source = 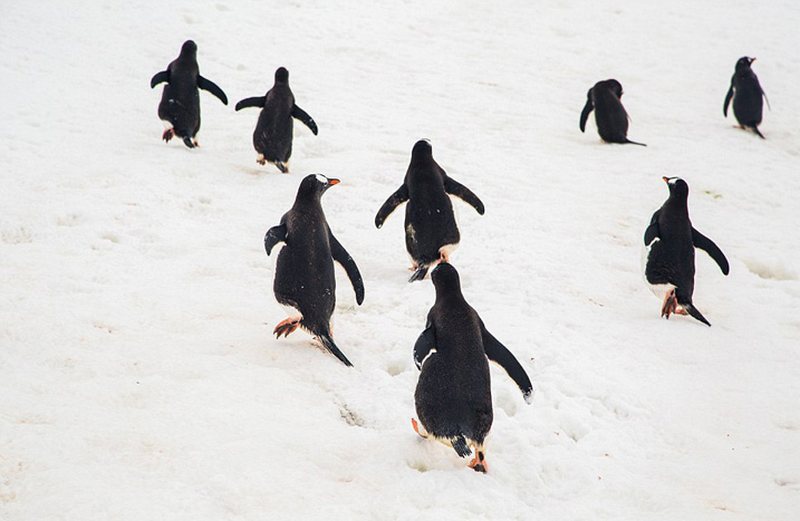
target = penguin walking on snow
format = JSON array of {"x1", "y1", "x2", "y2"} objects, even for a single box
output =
[
  {"x1": 580, "y1": 79, "x2": 646, "y2": 146},
  {"x1": 150, "y1": 40, "x2": 228, "y2": 148},
  {"x1": 374, "y1": 139, "x2": 485, "y2": 282},
  {"x1": 412, "y1": 263, "x2": 533, "y2": 473},
  {"x1": 264, "y1": 174, "x2": 364, "y2": 366},
  {"x1": 235, "y1": 67, "x2": 318, "y2": 173},
  {"x1": 724, "y1": 57, "x2": 769, "y2": 139},
  {"x1": 643, "y1": 177, "x2": 729, "y2": 326}
]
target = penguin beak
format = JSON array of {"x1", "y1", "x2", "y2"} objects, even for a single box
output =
[
  {"x1": 750, "y1": 57, "x2": 756, "y2": 64},
  {"x1": 662, "y1": 176, "x2": 670, "y2": 184},
  {"x1": 327, "y1": 178, "x2": 340, "y2": 186}
]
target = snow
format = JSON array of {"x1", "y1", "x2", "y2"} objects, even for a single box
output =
[{"x1": 1, "y1": 0, "x2": 799, "y2": 519}]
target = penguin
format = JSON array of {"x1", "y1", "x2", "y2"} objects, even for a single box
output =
[
  {"x1": 643, "y1": 177, "x2": 729, "y2": 326},
  {"x1": 150, "y1": 40, "x2": 228, "y2": 148},
  {"x1": 724, "y1": 57, "x2": 769, "y2": 139},
  {"x1": 411, "y1": 263, "x2": 533, "y2": 473},
  {"x1": 579, "y1": 79, "x2": 646, "y2": 146},
  {"x1": 264, "y1": 174, "x2": 364, "y2": 366},
  {"x1": 235, "y1": 67, "x2": 318, "y2": 173},
  {"x1": 374, "y1": 139, "x2": 485, "y2": 283}
]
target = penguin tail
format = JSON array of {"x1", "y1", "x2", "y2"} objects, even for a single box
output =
[
  {"x1": 450, "y1": 435, "x2": 472, "y2": 458},
  {"x1": 684, "y1": 303, "x2": 711, "y2": 327},
  {"x1": 624, "y1": 138, "x2": 647, "y2": 147},
  {"x1": 317, "y1": 332, "x2": 354, "y2": 367},
  {"x1": 408, "y1": 265, "x2": 430, "y2": 283},
  {"x1": 752, "y1": 127, "x2": 766, "y2": 139},
  {"x1": 182, "y1": 136, "x2": 196, "y2": 149}
]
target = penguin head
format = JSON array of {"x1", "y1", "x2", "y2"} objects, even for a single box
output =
[
  {"x1": 431, "y1": 262, "x2": 462, "y2": 297},
  {"x1": 410, "y1": 139, "x2": 433, "y2": 162},
  {"x1": 605, "y1": 79, "x2": 624, "y2": 98},
  {"x1": 297, "y1": 174, "x2": 339, "y2": 200},
  {"x1": 735, "y1": 57, "x2": 755, "y2": 72},
  {"x1": 275, "y1": 67, "x2": 289, "y2": 84},
  {"x1": 663, "y1": 176, "x2": 689, "y2": 199},
  {"x1": 180, "y1": 40, "x2": 198, "y2": 57}
]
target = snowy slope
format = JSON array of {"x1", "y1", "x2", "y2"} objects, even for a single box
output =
[{"x1": 1, "y1": 1, "x2": 799, "y2": 519}]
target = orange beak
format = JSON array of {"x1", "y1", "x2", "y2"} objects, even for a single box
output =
[
  {"x1": 662, "y1": 176, "x2": 669, "y2": 183},
  {"x1": 328, "y1": 178, "x2": 340, "y2": 186}
]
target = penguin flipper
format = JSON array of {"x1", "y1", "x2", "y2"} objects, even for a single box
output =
[
  {"x1": 762, "y1": 88, "x2": 771, "y2": 111},
  {"x1": 318, "y1": 333, "x2": 353, "y2": 367},
  {"x1": 643, "y1": 211, "x2": 661, "y2": 246},
  {"x1": 197, "y1": 75, "x2": 228, "y2": 105},
  {"x1": 374, "y1": 185, "x2": 409, "y2": 228},
  {"x1": 413, "y1": 324, "x2": 436, "y2": 370},
  {"x1": 481, "y1": 325, "x2": 533, "y2": 403},
  {"x1": 150, "y1": 70, "x2": 169, "y2": 88},
  {"x1": 235, "y1": 96, "x2": 266, "y2": 111},
  {"x1": 692, "y1": 228, "x2": 729, "y2": 275},
  {"x1": 264, "y1": 223, "x2": 287, "y2": 255},
  {"x1": 579, "y1": 91, "x2": 593, "y2": 132},
  {"x1": 329, "y1": 232, "x2": 365, "y2": 305},
  {"x1": 723, "y1": 84, "x2": 733, "y2": 117},
  {"x1": 291, "y1": 105, "x2": 318, "y2": 135},
  {"x1": 444, "y1": 177, "x2": 485, "y2": 215}
]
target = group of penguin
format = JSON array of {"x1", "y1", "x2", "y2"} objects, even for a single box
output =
[{"x1": 151, "y1": 40, "x2": 754, "y2": 473}]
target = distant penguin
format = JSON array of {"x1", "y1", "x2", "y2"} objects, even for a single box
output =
[
  {"x1": 724, "y1": 57, "x2": 769, "y2": 139},
  {"x1": 150, "y1": 40, "x2": 228, "y2": 148},
  {"x1": 264, "y1": 174, "x2": 364, "y2": 366},
  {"x1": 235, "y1": 67, "x2": 318, "y2": 173},
  {"x1": 580, "y1": 79, "x2": 646, "y2": 146},
  {"x1": 411, "y1": 263, "x2": 533, "y2": 473},
  {"x1": 374, "y1": 140, "x2": 485, "y2": 282},
  {"x1": 643, "y1": 177, "x2": 729, "y2": 326}
]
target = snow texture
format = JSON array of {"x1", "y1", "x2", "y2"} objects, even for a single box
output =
[{"x1": 1, "y1": 1, "x2": 799, "y2": 520}]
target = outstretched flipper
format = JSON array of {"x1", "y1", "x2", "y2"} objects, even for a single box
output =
[
  {"x1": 444, "y1": 177, "x2": 485, "y2": 215},
  {"x1": 235, "y1": 96, "x2": 266, "y2": 111},
  {"x1": 643, "y1": 211, "x2": 661, "y2": 246},
  {"x1": 579, "y1": 91, "x2": 594, "y2": 132},
  {"x1": 264, "y1": 222, "x2": 287, "y2": 255},
  {"x1": 329, "y1": 232, "x2": 365, "y2": 305},
  {"x1": 413, "y1": 324, "x2": 436, "y2": 369},
  {"x1": 150, "y1": 70, "x2": 169, "y2": 88},
  {"x1": 197, "y1": 75, "x2": 228, "y2": 105},
  {"x1": 291, "y1": 105, "x2": 318, "y2": 135},
  {"x1": 692, "y1": 228, "x2": 729, "y2": 275},
  {"x1": 481, "y1": 325, "x2": 533, "y2": 403},
  {"x1": 723, "y1": 84, "x2": 734, "y2": 117},
  {"x1": 318, "y1": 332, "x2": 353, "y2": 367},
  {"x1": 374, "y1": 185, "x2": 409, "y2": 228}
]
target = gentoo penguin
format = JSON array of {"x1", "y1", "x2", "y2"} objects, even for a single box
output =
[
  {"x1": 374, "y1": 139, "x2": 485, "y2": 282},
  {"x1": 580, "y1": 79, "x2": 646, "y2": 146},
  {"x1": 643, "y1": 177, "x2": 729, "y2": 326},
  {"x1": 150, "y1": 40, "x2": 228, "y2": 148},
  {"x1": 264, "y1": 174, "x2": 364, "y2": 366},
  {"x1": 235, "y1": 67, "x2": 318, "y2": 173},
  {"x1": 724, "y1": 57, "x2": 769, "y2": 139},
  {"x1": 412, "y1": 263, "x2": 533, "y2": 473}
]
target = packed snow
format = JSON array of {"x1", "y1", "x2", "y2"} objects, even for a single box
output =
[{"x1": 1, "y1": 1, "x2": 799, "y2": 520}]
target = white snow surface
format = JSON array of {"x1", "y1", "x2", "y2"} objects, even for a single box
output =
[{"x1": 2, "y1": 1, "x2": 799, "y2": 519}]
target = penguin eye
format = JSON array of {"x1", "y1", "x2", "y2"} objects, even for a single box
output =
[{"x1": 315, "y1": 174, "x2": 328, "y2": 184}]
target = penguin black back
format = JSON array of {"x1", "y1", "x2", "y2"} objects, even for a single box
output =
[
  {"x1": 724, "y1": 57, "x2": 767, "y2": 139},
  {"x1": 374, "y1": 140, "x2": 485, "y2": 282},
  {"x1": 580, "y1": 79, "x2": 646, "y2": 146},
  {"x1": 235, "y1": 67, "x2": 318, "y2": 172},
  {"x1": 264, "y1": 174, "x2": 364, "y2": 366},
  {"x1": 150, "y1": 40, "x2": 228, "y2": 149}
]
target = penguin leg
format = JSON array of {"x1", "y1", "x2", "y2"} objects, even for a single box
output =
[
  {"x1": 438, "y1": 243, "x2": 458, "y2": 264},
  {"x1": 411, "y1": 418, "x2": 429, "y2": 439},
  {"x1": 162, "y1": 128, "x2": 174, "y2": 143},
  {"x1": 274, "y1": 316, "x2": 301, "y2": 338},
  {"x1": 661, "y1": 289, "x2": 678, "y2": 319},
  {"x1": 467, "y1": 444, "x2": 488, "y2": 473}
]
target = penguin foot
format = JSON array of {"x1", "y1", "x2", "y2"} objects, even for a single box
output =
[
  {"x1": 274, "y1": 317, "x2": 301, "y2": 338},
  {"x1": 256, "y1": 154, "x2": 266, "y2": 165},
  {"x1": 439, "y1": 251, "x2": 450, "y2": 263},
  {"x1": 411, "y1": 418, "x2": 429, "y2": 439},
  {"x1": 660, "y1": 289, "x2": 678, "y2": 319},
  {"x1": 162, "y1": 128, "x2": 174, "y2": 143},
  {"x1": 468, "y1": 449, "x2": 488, "y2": 473}
]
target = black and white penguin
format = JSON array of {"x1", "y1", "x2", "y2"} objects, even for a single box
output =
[
  {"x1": 643, "y1": 177, "x2": 729, "y2": 326},
  {"x1": 235, "y1": 67, "x2": 318, "y2": 173},
  {"x1": 580, "y1": 79, "x2": 646, "y2": 146},
  {"x1": 412, "y1": 263, "x2": 533, "y2": 473},
  {"x1": 150, "y1": 40, "x2": 228, "y2": 148},
  {"x1": 724, "y1": 57, "x2": 769, "y2": 139},
  {"x1": 264, "y1": 174, "x2": 364, "y2": 366},
  {"x1": 374, "y1": 139, "x2": 485, "y2": 282}
]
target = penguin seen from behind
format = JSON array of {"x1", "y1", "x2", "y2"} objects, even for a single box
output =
[
  {"x1": 580, "y1": 79, "x2": 646, "y2": 146},
  {"x1": 724, "y1": 57, "x2": 769, "y2": 139}
]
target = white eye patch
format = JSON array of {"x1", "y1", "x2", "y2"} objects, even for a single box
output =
[
  {"x1": 315, "y1": 174, "x2": 328, "y2": 184},
  {"x1": 667, "y1": 177, "x2": 680, "y2": 185}
]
